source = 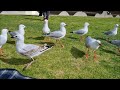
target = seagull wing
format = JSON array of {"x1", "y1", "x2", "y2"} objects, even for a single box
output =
[{"x1": 47, "y1": 31, "x2": 63, "y2": 38}]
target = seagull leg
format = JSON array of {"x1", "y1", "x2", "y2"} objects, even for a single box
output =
[
  {"x1": 58, "y1": 39, "x2": 64, "y2": 48},
  {"x1": 0, "y1": 48, "x2": 2, "y2": 55},
  {"x1": 118, "y1": 48, "x2": 120, "y2": 53},
  {"x1": 0, "y1": 48, "x2": 4, "y2": 56},
  {"x1": 85, "y1": 48, "x2": 89, "y2": 59},
  {"x1": 23, "y1": 58, "x2": 35, "y2": 71},
  {"x1": 43, "y1": 36, "x2": 48, "y2": 42},
  {"x1": 93, "y1": 50, "x2": 97, "y2": 61},
  {"x1": 46, "y1": 37, "x2": 51, "y2": 42},
  {"x1": 80, "y1": 36, "x2": 83, "y2": 41},
  {"x1": 55, "y1": 39, "x2": 58, "y2": 46}
]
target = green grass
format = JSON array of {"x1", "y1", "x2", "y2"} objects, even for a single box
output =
[{"x1": 0, "y1": 15, "x2": 120, "y2": 79}]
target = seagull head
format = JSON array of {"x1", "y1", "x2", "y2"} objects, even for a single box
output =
[
  {"x1": 19, "y1": 24, "x2": 26, "y2": 29},
  {"x1": 84, "y1": 22, "x2": 90, "y2": 26},
  {"x1": 44, "y1": 19, "x2": 49, "y2": 25},
  {"x1": 11, "y1": 34, "x2": 24, "y2": 41},
  {"x1": 1, "y1": 29, "x2": 8, "y2": 34},
  {"x1": 60, "y1": 22, "x2": 67, "y2": 27},
  {"x1": 96, "y1": 40, "x2": 102, "y2": 46},
  {"x1": 44, "y1": 19, "x2": 48, "y2": 22},
  {"x1": 115, "y1": 24, "x2": 119, "y2": 27}
]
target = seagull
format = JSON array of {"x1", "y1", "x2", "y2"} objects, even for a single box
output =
[
  {"x1": 70, "y1": 22, "x2": 90, "y2": 41},
  {"x1": 85, "y1": 36, "x2": 102, "y2": 61},
  {"x1": 42, "y1": 19, "x2": 50, "y2": 41},
  {"x1": 9, "y1": 24, "x2": 26, "y2": 37},
  {"x1": 103, "y1": 24, "x2": 119, "y2": 41},
  {"x1": 12, "y1": 34, "x2": 53, "y2": 70},
  {"x1": 44, "y1": 22, "x2": 67, "y2": 48},
  {"x1": 0, "y1": 29, "x2": 8, "y2": 56},
  {"x1": 109, "y1": 40, "x2": 120, "y2": 53}
]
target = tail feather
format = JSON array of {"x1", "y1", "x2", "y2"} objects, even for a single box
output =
[{"x1": 70, "y1": 31, "x2": 73, "y2": 33}]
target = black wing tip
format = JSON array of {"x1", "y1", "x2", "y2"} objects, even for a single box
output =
[
  {"x1": 70, "y1": 32, "x2": 73, "y2": 33},
  {"x1": 46, "y1": 45, "x2": 54, "y2": 48}
]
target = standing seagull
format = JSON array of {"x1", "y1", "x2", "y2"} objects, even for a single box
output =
[
  {"x1": 9, "y1": 24, "x2": 26, "y2": 37},
  {"x1": 0, "y1": 29, "x2": 8, "y2": 56},
  {"x1": 44, "y1": 22, "x2": 67, "y2": 48},
  {"x1": 12, "y1": 34, "x2": 53, "y2": 70},
  {"x1": 70, "y1": 22, "x2": 90, "y2": 41},
  {"x1": 109, "y1": 40, "x2": 120, "y2": 54},
  {"x1": 42, "y1": 19, "x2": 50, "y2": 41},
  {"x1": 85, "y1": 36, "x2": 102, "y2": 61},
  {"x1": 103, "y1": 24, "x2": 119, "y2": 41}
]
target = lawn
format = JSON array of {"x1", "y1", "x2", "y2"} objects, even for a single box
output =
[{"x1": 0, "y1": 15, "x2": 120, "y2": 79}]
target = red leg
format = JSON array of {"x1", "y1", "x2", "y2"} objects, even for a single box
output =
[
  {"x1": 58, "y1": 39, "x2": 64, "y2": 48},
  {"x1": 93, "y1": 50, "x2": 97, "y2": 61},
  {"x1": 0, "y1": 48, "x2": 4, "y2": 56},
  {"x1": 85, "y1": 48, "x2": 89, "y2": 59},
  {"x1": 118, "y1": 48, "x2": 120, "y2": 53},
  {"x1": 80, "y1": 36, "x2": 83, "y2": 41}
]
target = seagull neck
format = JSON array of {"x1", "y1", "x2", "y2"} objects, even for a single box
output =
[
  {"x1": 84, "y1": 25, "x2": 88, "y2": 32},
  {"x1": 84, "y1": 25, "x2": 88, "y2": 29},
  {"x1": 2, "y1": 33, "x2": 7, "y2": 38},
  {"x1": 19, "y1": 28, "x2": 25, "y2": 35},
  {"x1": 16, "y1": 39, "x2": 25, "y2": 48},
  {"x1": 44, "y1": 23, "x2": 49, "y2": 27},
  {"x1": 60, "y1": 26, "x2": 66, "y2": 32},
  {"x1": 113, "y1": 27, "x2": 118, "y2": 31}
]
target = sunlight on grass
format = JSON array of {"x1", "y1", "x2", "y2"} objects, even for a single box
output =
[{"x1": 0, "y1": 15, "x2": 120, "y2": 79}]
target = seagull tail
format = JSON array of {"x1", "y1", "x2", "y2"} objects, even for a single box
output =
[
  {"x1": 8, "y1": 31, "x2": 13, "y2": 37},
  {"x1": 70, "y1": 31, "x2": 74, "y2": 33}
]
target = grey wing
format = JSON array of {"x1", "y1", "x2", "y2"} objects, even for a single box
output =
[
  {"x1": 23, "y1": 44, "x2": 39, "y2": 52},
  {"x1": 48, "y1": 31, "x2": 63, "y2": 38},
  {"x1": 75, "y1": 29, "x2": 85, "y2": 34},
  {"x1": 111, "y1": 40, "x2": 120, "y2": 47},
  {"x1": 104, "y1": 30, "x2": 112, "y2": 35},
  {"x1": 19, "y1": 44, "x2": 39, "y2": 56},
  {"x1": 9, "y1": 31, "x2": 18, "y2": 37}
]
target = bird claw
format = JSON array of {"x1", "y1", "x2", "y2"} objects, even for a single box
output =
[{"x1": 85, "y1": 54, "x2": 89, "y2": 59}]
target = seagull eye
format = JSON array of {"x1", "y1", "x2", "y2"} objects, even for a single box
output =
[{"x1": 15, "y1": 36, "x2": 17, "y2": 37}]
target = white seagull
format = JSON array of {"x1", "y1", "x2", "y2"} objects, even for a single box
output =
[
  {"x1": 12, "y1": 34, "x2": 53, "y2": 70},
  {"x1": 103, "y1": 24, "x2": 119, "y2": 41},
  {"x1": 9, "y1": 24, "x2": 26, "y2": 37},
  {"x1": 70, "y1": 22, "x2": 90, "y2": 41},
  {"x1": 0, "y1": 29, "x2": 8, "y2": 56},
  {"x1": 44, "y1": 22, "x2": 67, "y2": 48},
  {"x1": 109, "y1": 40, "x2": 120, "y2": 53},
  {"x1": 42, "y1": 19, "x2": 50, "y2": 41},
  {"x1": 85, "y1": 36, "x2": 102, "y2": 60}
]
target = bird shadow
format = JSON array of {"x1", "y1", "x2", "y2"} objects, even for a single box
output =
[
  {"x1": 100, "y1": 47, "x2": 117, "y2": 55},
  {"x1": 7, "y1": 40, "x2": 15, "y2": 44},
  {"x1": 94, "y1": 37, "x2": 107, "y2": 41},
  {"x1": 0, "y1": 57, "x2": 30, "y2": 65},
  {"x1": 67, "y1": 36, "x2": 78, "y2": 40},
  {"x1": 39, "y1": 41, "x2": 55, "y2": 46},
  {"x1": 28, "y1": 36, "x2": 44, "y2": 40},
  {"x1": 70, "y1": 46, "x2": 85, "y2": 59}
]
